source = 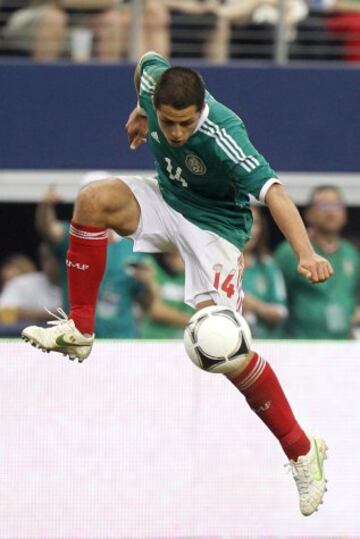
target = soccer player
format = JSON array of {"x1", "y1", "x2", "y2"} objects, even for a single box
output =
[{"x1": 22, "y1": 51, "x2": 333, "y2": 515}]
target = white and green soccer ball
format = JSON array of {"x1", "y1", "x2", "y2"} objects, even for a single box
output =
[{"x1": 184, "y1": 305, "x2": 252, "y2": 374}]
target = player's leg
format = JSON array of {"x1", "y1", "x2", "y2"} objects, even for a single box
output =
[
  {"x1": 177, "y1": 221, "x2": 327, "y2": 515},
  {"x1": 226, "y1": 353, "x2": 327, "y2": 516},
  {"x1": 66, "y1": 178, "x2": 140, "y2": 336},
  {"x1": 22, "y1": 178, "x2": 140, "y2": 360},
  {"x1": 192, "y1": 279, "x2": 311, "y2": 463}
]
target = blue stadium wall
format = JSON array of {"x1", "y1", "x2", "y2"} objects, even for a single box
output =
[{"x1": 0, "y1": 62, "x2": 359, "y2": 172}]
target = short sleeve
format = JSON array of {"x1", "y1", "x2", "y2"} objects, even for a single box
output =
[
  {"x1": 139, "y1": 52, "x2": 171, "y2": 98},
  {"x1": 212, "y1": 115, "x2": 280, "y2": 203}
]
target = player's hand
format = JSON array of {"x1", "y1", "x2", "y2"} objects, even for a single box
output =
[
  {"x1": 297, "y1": 253, "x2": 334, "y2": 284},
  {"x1": 125, "y1": 107, "x2": 148, "y2": 150}
]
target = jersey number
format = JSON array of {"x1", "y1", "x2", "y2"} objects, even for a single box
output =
[
  {"x1": 213, "y1": 264, "x2": 236, "y2": 298},
  {"x1": 165, "y1": 158, "x2": 188, "y2": 188}
]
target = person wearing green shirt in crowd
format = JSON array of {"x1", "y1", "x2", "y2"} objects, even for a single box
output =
[
  {"x1": 275, "y1": 185, "x2": 360, "y2": 339},
  {"x1": 23, "y1": 51, "x2": 334, "y2": 515},
  {"x1": 243, "y1": 205, "x2": 287, "y2": 338},
  {"x1": 141, "y1": 252, "x2": 192, "y2": 339}
]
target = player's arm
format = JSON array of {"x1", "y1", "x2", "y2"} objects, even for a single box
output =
[
  {"x1": 126, "y1": 51, "x2": 170, "y2": 150},
  {"x1": 265, "y1": 183, "x2": 333, "y2": 284},
  {"x1": 126, "y1": 62, "x2": 148, "y2": 151},
  {"x1": 126, "y1": 51, "x2": 162, "y2": 150},
  {"x1": 125, "y1": 53, "x2": 154, "y2": 150}
]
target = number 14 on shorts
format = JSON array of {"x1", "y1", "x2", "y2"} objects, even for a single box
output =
[{"x1": 213, "y1": 264, "x2": 236, "y2": 298}]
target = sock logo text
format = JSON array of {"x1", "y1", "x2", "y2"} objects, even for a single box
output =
[{"x1": 66, "y1": 259, "x2": 90, "y2": 271}]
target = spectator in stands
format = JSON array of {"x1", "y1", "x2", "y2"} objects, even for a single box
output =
[
  {"x1": 0, "y1": 243, "x2": 61, "y2": 327},
  {"x1": 141, "y1": 252, "x2": 192, "y2": 339},
  {"x1": 1, "y1": 0, "x2": 68, "y2": 60},
  {"x1": 0, "y1": 253, "x2": 36, "y2": 292},
  {"x1": 242, "y1": 205, "x2": 288, "y2": 338},
  {"x1": 289, "y1": 0, "x2": 342, "y2": 61},
  {"x1": 1, "y1": 0, "x2": 169, "y2": 60},
  {"x1": 35, "y1": 175, "x2": 153, "y2": 338},
  {"x1": 212, "y1": 0, "x2": 309, "y2": 61},
  {"x1": 166, "y1": 0, "x2": 223, "y2": 61},
  {"x1": 275, "y1": 185, "x2": 360, "y2": 339},
  {"x1": 326, "y1": 0, "x2": 360, "y2": 62},
  {"x1": 137, "y1": 0, "x2": 170, "y2": 59}
]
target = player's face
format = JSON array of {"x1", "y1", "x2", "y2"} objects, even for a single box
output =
[
  {"x1": 307, "y1": 189, "x2": 347, "y2": 234},
  {"x1": 156, "y1": 104, "x2": 201, "y2": 146}
]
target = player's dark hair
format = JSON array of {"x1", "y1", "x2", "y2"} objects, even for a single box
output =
[
  {"x1": 308, "y1": 185, "x2": 344, "y2": 206},
  {"x1": 153, "y1": 67, "x2": 205, "y2": 112}
]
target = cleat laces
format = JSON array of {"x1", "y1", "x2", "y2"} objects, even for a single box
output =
[
  {"x1": 44, "y1": 307, "x2": 69, "y2": 327},
  {"x1": 285, "y1": 461, "x2": 311, "y2": 496}
]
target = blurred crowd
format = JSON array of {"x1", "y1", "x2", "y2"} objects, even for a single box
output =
[
  {"x1": 1, "y1": 177, "x2": 359, "y2": 340},
  {"x1": 0, "y1": 0, "x2": 359, "y2": 63}
]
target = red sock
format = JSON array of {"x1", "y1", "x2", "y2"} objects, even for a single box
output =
[
  {"x1": 66, "y1": 221, "x2": 108, "y2": 335},
  {"x1": 230, "y1": 353, "x2": 310, "y2": 461}
]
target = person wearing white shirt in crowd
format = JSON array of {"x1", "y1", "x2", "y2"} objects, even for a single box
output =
[{"x1": 0, "y1": 243, "x2": 61, "y2": 325}]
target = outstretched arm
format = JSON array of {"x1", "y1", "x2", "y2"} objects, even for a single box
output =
[{"x1": 265, "y1": 184, "x2": 333, "y2": 284}]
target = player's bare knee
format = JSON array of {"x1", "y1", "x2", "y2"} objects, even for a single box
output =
[
  {"x1": 74, "y1": 178, "x2": 139, "y2": 232},
  {"x1": 74, "y1": 177, "x2": 117, "y2": 225}
]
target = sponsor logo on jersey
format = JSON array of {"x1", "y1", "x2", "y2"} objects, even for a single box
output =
[
  {"x1": 185, "y1": 153, "x2": 207, "y2": 175},
  {"x1": 151, "y1": 131, "x2": 160, "y2": 143}
]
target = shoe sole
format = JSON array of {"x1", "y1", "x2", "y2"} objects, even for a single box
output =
[{"x1": 22, "y1": 334, "x2": 85, "y2": 363}]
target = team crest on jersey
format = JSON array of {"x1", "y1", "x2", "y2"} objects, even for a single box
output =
[{"x1": 185, "y1": 154, "x2": 207, "y2": 175}]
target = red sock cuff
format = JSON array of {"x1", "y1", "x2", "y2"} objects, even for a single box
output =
[
  {"x1": 71, "y1": 220, "x2": 106, "y2": 232},
  {"x1": 231, "y1": 353, "x2": 268, "y2": 392},
  {"x1": 70, "y1": 221, "x2": 108, "y2": 246}
]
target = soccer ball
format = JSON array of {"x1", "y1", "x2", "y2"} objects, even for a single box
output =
[{"x1": 184, "y1": 305, "x2": 252, "y2": 374}]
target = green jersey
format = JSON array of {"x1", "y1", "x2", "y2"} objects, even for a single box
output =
[
  {"x1": 139, "y1": 53, "x2": 278, "y2": 251},
  {"x1": 141, "y1": 257, "x2": 192, "y2": 339},
  {"x1": 243, "y1": 255, "x2": 287, "y2": 339},
  {"x1": 275, "y1": 239, "x2": 360, "y2": 339}
]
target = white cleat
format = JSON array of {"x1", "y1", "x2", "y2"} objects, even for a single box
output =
[
  {"x1": 287, "y1": 435, "x2": 328, "y2": 516},
  {"x1": 21, "y1": 308, "x2": 94, "y2": 362}
]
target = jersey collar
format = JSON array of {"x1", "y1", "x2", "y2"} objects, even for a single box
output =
[{"x1": 193, "y1": 102, "x2": 209, "y2": 134}]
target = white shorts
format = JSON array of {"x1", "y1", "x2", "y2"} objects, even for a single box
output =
[{"x1": 120, "y1": 176, "x2": 244, "y2": 311}]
